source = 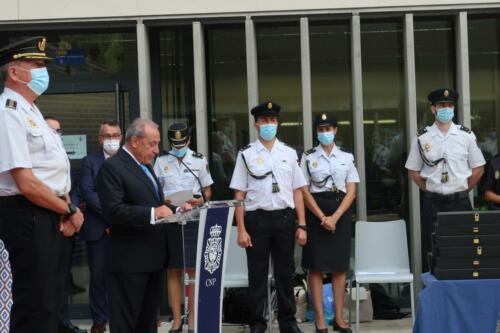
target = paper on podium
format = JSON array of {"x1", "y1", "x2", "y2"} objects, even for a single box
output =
[{"x1": 165, "y1": 190, "x2": 194, "y2": 206}]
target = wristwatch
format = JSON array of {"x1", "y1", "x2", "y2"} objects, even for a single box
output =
[
  {"x1": 64, "y1": 203, "x2": 77, "y2": 218},
  {"x1": 296, "y1": 224, "x2": 307, "y2": 231}
]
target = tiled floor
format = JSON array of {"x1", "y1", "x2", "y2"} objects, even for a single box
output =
[{"x1": 73, "y1": 318, "x2": 413, "y2": 332}]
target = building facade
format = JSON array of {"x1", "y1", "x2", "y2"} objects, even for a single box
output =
[{"x1": 2, "y1": 0, "x2": 500, "y2": 316}]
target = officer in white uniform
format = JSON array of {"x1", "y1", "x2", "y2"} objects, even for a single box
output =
[
  {"x1": 405, "y1": 88, "x2": 485, "y2": 272},
  {"x1": 230, "y1": 101, "x2": 307, "y2": 333},
  {"x1": 300, "y1": 113, "x2": 359, "y2": 333},
  {"x1": 153, "y1": 122, "x2": 213, "y2": 333},
  {"x1": 0, "y1": 36, "x2": 84, "y2": 333}
]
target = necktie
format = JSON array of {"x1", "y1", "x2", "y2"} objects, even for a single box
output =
[{"x1": 140, "y1": 164, "x2": 160, "y2": 200}]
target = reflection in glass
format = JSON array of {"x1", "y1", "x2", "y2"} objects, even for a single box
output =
[
  {"x1": 361, "y1": 19, "x2": 408, "y2": 221},
  {"x1": 469, "y1": 16, "x2": 500, "y2": 209},
  {"x1": 257, "y1": 23, "x2": 303, "y2": 152},
  {"x1": 414, "y1": 18, "x2": 456, "y2": 128},
  {"x1": 158, "y1": 28, "x2": 196, "y2": 151},
  {"x1": 310, "y1": 20, "x2": 353, "y2": 151},
  {"x1": 205, "y1": 25, "x2": 248, "y2": 200}
]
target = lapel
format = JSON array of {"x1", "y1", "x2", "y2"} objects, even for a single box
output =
[{"x1": 118, "y1": 149, "x2": 161, "y2": 204}]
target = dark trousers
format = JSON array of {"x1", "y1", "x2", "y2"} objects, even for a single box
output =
[
  {"x1": 0, "y1": 196, "x2": 63, "y2": 333},
  {"x1": 421, "y1": 192, "x2": 472, "y2": 272},
  {"x1": 108, "y1": 270, "x2": 163, "y2": 333},
  {"x1": 87, "y1": 234, "x2": 109, "y2": 325},
  {"x1": 58, "y1": 235, "x2": 75, "y2": 326},
  {"x1": 245, "y1": 209, "x2": 297, "y2": 332}
]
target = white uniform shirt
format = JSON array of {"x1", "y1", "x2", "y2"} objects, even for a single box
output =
[
  {"x1": 230, "y1": 139, "x2": 307, "y2": 211},
  {"x1": 405, "y1": 122, "x2": 486, "y2": 195},
  {"x1": 300, "y1": 144, "x2": 360, "y2": 194},
  {"x1": 0, "y1": 88, "x2": 70, "y2": 196},
  {"x1": 153, "y1": 148, "x2": 213, "y2": 197}
]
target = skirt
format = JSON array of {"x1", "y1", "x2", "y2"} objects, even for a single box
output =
[
  {"x1": 166, "y1": 221, "x2": 198, "y2": 269},
  {"x1": 301, "y1": 191, "x2": 352, "y2": 272}
]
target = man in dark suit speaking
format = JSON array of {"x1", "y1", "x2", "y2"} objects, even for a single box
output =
[{"x1": 96, "y1": 118, "x2": 184, "y2": 333}]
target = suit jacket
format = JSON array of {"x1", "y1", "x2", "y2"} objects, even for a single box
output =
[
  {"x1": 96, "y1": 148, "x2": 175, "y2": 273},
  {"x1": 80, "y1": 151, "x2": 106, "y2": 242}
]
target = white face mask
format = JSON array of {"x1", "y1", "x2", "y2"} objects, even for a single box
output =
[{"x1": 103, "y1": 139, "x2": 120, "y2": 155}]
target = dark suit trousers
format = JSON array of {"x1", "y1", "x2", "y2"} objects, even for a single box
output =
[
  {"x1": 245, "y1": 209, "x2": 297, "y2": 332},
  {"x1": 108, "y1": 270, "x2": 163, "y2": 333},
  {"x1": 58, "y1": 235, "x2": 75, "y2": 326},
  {"x1": 421, "y1": 194, "x2": 472, "y2": 272},
  {"x1": 87, "y1": 234, "x2": 109, "y2": 325},
  {"x1": 0, "y1": 196, "x2": 62, "y2": 333}
]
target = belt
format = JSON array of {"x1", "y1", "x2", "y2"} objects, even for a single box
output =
[
  {"x1": 424, "y1": 190, "x2": 469, "y2": 202},
  {"x1": 247, "y1": 208, "x2": 293, "y2": 218},
  {"x1": 0, "y1": 195, "x2": 30, "y2": 206}
]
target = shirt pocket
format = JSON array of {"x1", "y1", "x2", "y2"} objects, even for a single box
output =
[
  {"x1": 448, "y1": 144, "x2": 468, "y2": 162},
  {"x1": 27, "y1": 128, "x2": 46, "y2": 155},
  {"x1": 274, "y1": 160, "x2": 293, "y2": 180},
  {"x1": 309, "y1": 165, "x2": 330, "y2": 184},
  {"x1": 333, "y1": 164, "x2": 349, "y2": 184}
]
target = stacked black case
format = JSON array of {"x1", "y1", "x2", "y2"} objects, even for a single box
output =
[{"x1": 429, "y1": 211, "x2": 500, "y2": 280}]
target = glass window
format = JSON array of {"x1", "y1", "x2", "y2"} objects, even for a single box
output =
[
  {"x1": 469, "y1": 16, "x2": 500, "y2": 209},
  {"x1": 157, "y1": 27, "x2": 196, "y2": 151},
  {"x1": 310, "y1": 20, "x2": 353, "y2": 151},
  {"x1": 205, "y1": 25, "x2": 248, "y2": 200},
  {"x1": 414, "y1": 18, "x2": 456, "y2": 128},
  {"x1": 361, "y1": 19, "x2": 408, "y2": 221},
  {"x1": 256, "y1": 23, "x2": 303, "y2": 152}
]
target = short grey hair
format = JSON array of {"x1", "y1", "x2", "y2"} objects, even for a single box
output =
[
  {"x1": 125, "y1": 118, "x2": 158, "y2": 143},
  {"x1": 0, "y1": 62, "x2": 12, "y2": 82}
]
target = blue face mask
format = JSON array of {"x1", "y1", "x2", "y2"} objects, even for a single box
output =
[
  {"x1": 259, "y1": 123, "x2": 278, "y2": 141},
  {"x1": 436, "y1": 107, "x2": 454, "y2": 123},
  {"x1": 317, "y1": 131, "x2": 335, "y2": 145},
  {"x1": 17, "y1": 67, "x2": 50, "y2": 96},
  {"x1": 170, "y1": 146, "x2": 188, "y2": 158}
]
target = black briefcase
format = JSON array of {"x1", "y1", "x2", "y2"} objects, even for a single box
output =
[
  {"x1": 433, "y1": 267, "x2": 500, "y2": 280},
  {"x1": 437, "y1": 211, "x2": 500, "y2": 225},
  {"x1": 435, "y1": 223, "x2": 500, "y2": 236},
  {"x1": 437, "y1": 245, "x2": 500, "y2": 258},
  {"x1": 433, "y1": 234, "x2": 500, "y2": 247},
  {"x1": 434, "y1": 256, "x2": 500, "y2": 269}
]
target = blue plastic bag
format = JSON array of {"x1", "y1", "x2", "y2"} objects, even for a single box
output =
[{"x1": 306, "y1": 283, "x2": 334, "y2": 324}]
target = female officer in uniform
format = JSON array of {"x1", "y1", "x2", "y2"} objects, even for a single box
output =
[
  {"x1": 300, "y1": 113, "x2": 359, "y2": 333},
  {"x1": 153, "y1": 122, "x2": 213, "y2": 333}
]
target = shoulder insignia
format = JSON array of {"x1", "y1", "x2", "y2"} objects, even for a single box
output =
[
  {"x1": 192, "y1": 151, "x2": 203, "y2": 159},
  {"x1": 305, "y1": 148, "x2": 316, "y2": 156},
  {"x1": 339, "y1": 147, "x2": 351, "y2": 154},
  {"x1": 417, "y1": 127, "x2": 428, "y2": 137},
  {"x1": 240, "y1": 144, "x2": 251, "y2": 152},
  {"x1": 459, "y1": 125, "x2": 471, "y2": 134},
  {"x1": 5, "y1": 99, "x2": 17, "y2": 110}
]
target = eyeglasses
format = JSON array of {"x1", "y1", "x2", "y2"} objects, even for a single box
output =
[{"x1": 100, "y1": 134, "x2": 121, "y2": 139}]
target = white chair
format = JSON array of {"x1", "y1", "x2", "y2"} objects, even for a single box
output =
[
  {"x1": 223, "y1": 226, "x2": 273, "y2": 332},
  {"x1": 353, "y1": 220, "x2": 415, "y2": 333}
]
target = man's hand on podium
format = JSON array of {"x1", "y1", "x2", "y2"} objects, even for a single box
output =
[{"x1": 154, "y1": 205, "x2": 174, "y2": 219}]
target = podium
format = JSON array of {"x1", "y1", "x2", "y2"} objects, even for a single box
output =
[{"x1": 155, "y1": 200, "x2": 242, "y2": 333}]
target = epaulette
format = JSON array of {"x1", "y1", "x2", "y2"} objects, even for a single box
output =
[
  {"x1": 339, "y1": 147, "x2": 352, "y2": 154},
  {"x1": 5, "y1": 99, "x2": 17, "y2": 110},
  {"x1": 459, "y1": 125, "x2": 471, "y2": 134},
  {"x1": 305, "y1": 148, "x2": 316, "y2": 156},
  {"x1": 192, "y1": 151, "x2": 203, "y2": 159},
  {"x1": 417, "y1": 127, "x2": 428, "y2": 137},
  {"x1": 240, "y1": 144, "x2": 251, "y2": 152}
]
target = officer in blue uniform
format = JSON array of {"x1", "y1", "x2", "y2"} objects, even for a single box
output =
[{"x1": 230, "y1": 101, "x2": 307, "y2": 333}]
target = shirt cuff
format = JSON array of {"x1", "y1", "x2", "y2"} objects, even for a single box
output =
[{"x1": 150, "y1": 208, "x2": 155, "y2": 225}]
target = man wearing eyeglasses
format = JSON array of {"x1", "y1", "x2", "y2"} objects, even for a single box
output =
[{"x1": 80, "y1": 120, "x2": 122, "y2": 333}]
